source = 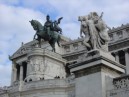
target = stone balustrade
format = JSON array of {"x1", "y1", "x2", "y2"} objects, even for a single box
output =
[
  {"x1": 113, "y1": 75, "x2": 129, "y2": 89},
  {"x1": 6, "y1": 78, "x2": 75, "y2": 93},
  {"x1": 0, "y1": 86, "x2": 8, "y2": 94},
  {"x1": 107, "y1": 75, "x2": 129, "y2": 97}
]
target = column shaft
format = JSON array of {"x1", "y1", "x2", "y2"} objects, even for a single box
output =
[
  {"x1": 11, "y1": 63, "x2": 14, "y2": 85},
  {"x1": 14, "y1": 68, "x2": 17, "y2": 81},
  {"x1": 124, "y1": 49, "x2": 129, "y2": 74},
  {"x1": 11, "y1": 62, "x2": 17, "y2": 85},
  {"x1": 114, "y1": 52, "x2": 119, "y2": 63},
  {"x1": 19, "y1": 63, "x2": 23, "y2": 81}
]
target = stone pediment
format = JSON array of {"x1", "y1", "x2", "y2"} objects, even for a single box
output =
[
  {"x1": 10, "y1": 46, "x2": 30, "y2": 59},
  {"x1": 10, "y1": 40, "x2": 38, "y2": 60}
]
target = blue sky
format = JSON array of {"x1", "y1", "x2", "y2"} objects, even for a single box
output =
[{"x1": 0, "y1": 0, "x2": 129, "y2": 87}]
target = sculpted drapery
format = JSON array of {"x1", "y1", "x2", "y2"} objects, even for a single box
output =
[{"x1": 78, "y1": 12, "x2": 110, "y2": 51}]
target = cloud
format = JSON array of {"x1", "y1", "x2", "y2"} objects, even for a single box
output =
[
  {"x1": 0, "y1": 0, "x2": 19, "y2": 5},
  {"x1": 16, "y1": 0, "x2": 129, "y2": 30},
  {"x1": 0, "y1": 3, "x2": 45, "y2": 86},
  {"x1": 0, "y1": 4, "x2": 45, "y2": 51},
  {"x1": 62, "y1": 22, "x2": 80, "y2": 39},
  {"x1": 0, "y1": 64, "x2": 11, "y2": 87}
]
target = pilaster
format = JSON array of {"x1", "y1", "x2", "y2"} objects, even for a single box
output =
[
  {"x1": 11, "y1": 61, "x2": 17, "y2": 85},
  {"x1": 19, "y1": 62, "x2": 23, "y2": 91},
  {"x1": 123, "y1": 48, "x2": 129, "y2": 74},
  {"x1": 114, "y1": 52, "x2": 119, "y2": 63},
  {"x1": 19, "y1": 63, "x2": 23, "y2": 81},
  {"x1": 69, "y1": 50, "x2": 125, "y2": 97}
]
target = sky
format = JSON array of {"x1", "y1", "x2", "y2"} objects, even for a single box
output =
[{"x1": 0, "y1": 0, "x2": 129, "y2": 87}]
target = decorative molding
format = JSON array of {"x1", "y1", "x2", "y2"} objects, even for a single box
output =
[
  {"x1": 107, "y1": 75, "x2": 129, "y2": 97},
  {"x1": 109, "y1": 40, "x2": 129, "y2": 51},
  {"x1": 108, "y1": 23, "x2": 129, "y2": 34},
  {"x1": 74, "y1": 65, "x2": 101, "y2": 78},
  {"x1": 113, "y1": 75, "x2": 129, "y2": 89},
  {"x1": 11, "y1": 46, "x2": 32, "y2": 59}
]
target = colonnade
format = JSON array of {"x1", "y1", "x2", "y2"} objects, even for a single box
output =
[
  {"x1": 113, "y1": 48, "x2": 129, "y2": 74},
  {"x1": 11, "y1": 62, "x2": 27, "y2": 85}
]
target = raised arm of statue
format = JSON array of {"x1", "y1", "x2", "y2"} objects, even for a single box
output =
[
  {"x1": 57, "y1": 17, "x2": 63, "y2": 24},
  {"x1": 99, "y1": 12, "x2": 104, "y2": 19}
]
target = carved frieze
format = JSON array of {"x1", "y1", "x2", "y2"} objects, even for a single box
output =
[
  {"x1": 11, "y1": 46, "x2": 32, "y2": 59},
  {"x1": 107, "y1": 75, "x2": 129, "y2": 97},
  {"x1": 113, "y1": 75, "x2": 129, "y2": 89},
  {"x1": 29, "y1": 56, "x2": 44, "y2": 73}
]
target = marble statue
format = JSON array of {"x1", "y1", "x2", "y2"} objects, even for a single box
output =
[
  {"x1": 78, "y1": 12, "x2": 110, "y2": 51},
  {"x1": 78, "y1": 16, "x2": 89, "y2": 38}
]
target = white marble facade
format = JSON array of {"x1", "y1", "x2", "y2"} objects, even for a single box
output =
[{"x1": 1, "y1": 24, "x2": 129, "y2": 97}]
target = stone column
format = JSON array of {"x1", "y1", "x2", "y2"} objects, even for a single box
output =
[
  {"x1": 11, "y1": 62, "x2": 16, "y2": 85},
  {"x1": 19, "y1": 62, "x2": 23, "y2": 91},
  {"x1": 19, "y1": 63, "x2": 23, "y2": 81},
  {"x1": 114, "y1": 52, "x2": 119, "y2": 63},
  {"x1": 11, "y1": 63, "x2": 14, "y2": 85},
  {"x1": 124, "y1": 48, "x2": 129, "y2": 74},
  {"x1": 14, "y1": 65, "x2": 17, "y2": 81},
  {"x1": 26, "y1": 60, "x2": 30, "y2": 77},
  {"x1": 11, "y1": 62, "x2": 17, "y2": 85}
]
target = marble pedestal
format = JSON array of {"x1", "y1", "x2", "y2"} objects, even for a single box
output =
[
  {"x1": 25, "y1": 47, "x2": 66, "y2": 82},
  {"x1": 69, "y1": 50, "x2": 125, "y2": 97}
]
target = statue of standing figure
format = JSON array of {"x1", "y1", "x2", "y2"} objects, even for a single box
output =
[{"x1": 78, "y1": 12, "x2": 110, "y2": 51}]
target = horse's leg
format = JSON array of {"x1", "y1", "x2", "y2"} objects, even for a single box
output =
[
  {"x1": 57, "y1": 35, "x2": 61, "y2": 47},
  {"x1": 39, "y1": 39, "x2": 41, "y2": 48},
  {"x1": 49, "y1": 41, "x2": 55, "y2": 52},
  {"x1": 37, "y1": 36, "x2": 41, "y2": 48},
  {"x1": 52, "y1": 42, "x2": 55, "y2": 52},
  {"x1": 59, "y1": 28, "x2": 62, "y2": 34},
  {"x1": 53, "y1": 47, "x2": 55, "y2": 52}
]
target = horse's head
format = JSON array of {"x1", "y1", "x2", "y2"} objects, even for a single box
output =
[{"x1": 29, "y1": 20, "x2": 38, "y2": 31}]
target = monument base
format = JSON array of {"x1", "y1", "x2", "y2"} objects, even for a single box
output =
[
  {"x1": 69, "y1": 49, "x2": 125, "y2": 97},
  {"x1": 25, "y1": 47, "x2": 66, "y2": 82}
]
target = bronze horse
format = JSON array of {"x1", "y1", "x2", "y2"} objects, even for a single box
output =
[{"x1": 29, "y1": 20, "x2": 61, "y2": 52}]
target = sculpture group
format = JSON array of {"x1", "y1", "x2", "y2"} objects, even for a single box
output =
[
  {"x1": 78, "y1": 12, "x2": 110, "y2": 51},
  {"x1": 30, "y1": 15, "x2": 63, "y2": 52},
  {"x1": 30, "y1": 12, "x2": 110, "y2": 52}
]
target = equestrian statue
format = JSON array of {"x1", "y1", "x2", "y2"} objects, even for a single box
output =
[{"x1": 29, "y1": 15, "x2": 63, "y2": 52}]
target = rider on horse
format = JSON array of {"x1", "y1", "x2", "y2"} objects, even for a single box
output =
[
  {"x1": 29, "y1": 15, "x2": 63, "y2": 52},
  {"x1": 44, "y1": 15, "x2": 63, "y2": 37},
  {"x1": 44, "y1": 15, "x2": 54, "y2": 40}
]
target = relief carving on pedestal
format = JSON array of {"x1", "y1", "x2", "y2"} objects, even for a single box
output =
[{"x1": 29, "y1": 56, "x2": 44, "y2": 73}]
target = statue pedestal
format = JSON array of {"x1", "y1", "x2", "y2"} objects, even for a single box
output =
[
  {"x1": 69, "y1": 49, "x2": 125, "y2": 97},
  {"x1": 25, "y1": 47, "x2": 66, "y2": 82}
]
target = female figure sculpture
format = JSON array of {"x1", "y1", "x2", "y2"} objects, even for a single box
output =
[{"x1": 79, "y1": 12, "x2": 110, "y2": 51}]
